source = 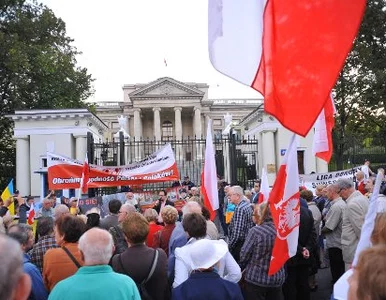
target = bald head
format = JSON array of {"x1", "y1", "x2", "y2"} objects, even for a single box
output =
[
  {"x1": 182, "y1": 201, "x2": 202, "y2": 216},
  {"x1": 78, "y1": 228, "x2": 114, "y2": 265}
]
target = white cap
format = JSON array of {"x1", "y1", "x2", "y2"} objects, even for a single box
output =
[{"x1": 189, "y1": 239, "x2": 228, "y2": 270}]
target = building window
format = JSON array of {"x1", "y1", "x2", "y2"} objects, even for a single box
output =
[
  {"x1": 213, "y1": 119, "x2": 222, "y2": 126},
  {"x1": 162, "y1": 120, "x2": 173, "y2": 138}
]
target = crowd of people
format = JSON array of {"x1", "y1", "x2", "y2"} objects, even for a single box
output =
[{"x1": 1, "y1": 162, "x2": 386, "y2": 300}]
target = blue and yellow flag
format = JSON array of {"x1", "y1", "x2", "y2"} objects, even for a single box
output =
[{"x1": 1, "y1": 179, "x2": 15, "y2": 215}]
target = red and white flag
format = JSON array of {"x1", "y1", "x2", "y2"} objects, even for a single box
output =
[
  {"x1": 201, "y1": 119, "x2": 219, "y2": 220},
  {"x1": 258, "y1": 167, "x2": 270, "y2": 204},
  {"x1": 312, "y1": 94, "x2": 336, "y2": 163},
  {"x1": 80, "y1": 153, "x2": 90, "y2": 194},
  {"x1": 27, "y1": 202, "x2": 35, "y2": 225},
  {"x1": 268, "y1": 134, "x2": 300, "y2": 275},
  {"x1": 208, "y1": 0, "x2": 365, "y2": 137}
]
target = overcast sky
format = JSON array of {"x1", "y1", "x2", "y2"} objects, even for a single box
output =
[{"x1": 40, "y1": 0, "x2": 262, "y2": 103}]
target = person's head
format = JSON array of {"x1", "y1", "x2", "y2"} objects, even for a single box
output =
[
  {"x1": 189, "y1": 239, "x2": 228, "y2": 271},
  {"x1": 60, "y1": 196, "x2": 69, "y2": 205},
  {"x1": 356, "y1": 171, "x2": 365, "y2": 182},
  {"x1": 229, "y1": 185, "x2": 244, "y2": 205},
  {"x1": 224, "y1": 185, "x2": 230, "y2": 194},
  {"x1": 158, "y1": 190, "x2": 167, "y2": 201},
  {"x1": 0, "y1": 234, "x2": 31, "y2": 300},
  {"x1": 37, "y1": 217, "x2": 54, "y2": 237},
  {"x1": 348, "y1": 245, "x2": 386, "y2": 300},
  {"x1": 179, "y1": 188, "x2": 188, "y2": 199},
  {"x1": 143, "y1": 208, "x2": 158, "y2": 223},
  {"x1": 69, "y1": 197, "x2": 78, "y2": 208},
  {"x1": 201, "y1": 206, "x2": 211, "y2": 221},
  {"x1": 325, "y1": 184, "x2": 340, "y2": 201},
  {"x1": 118, "y1": 203, "x2": 136, "y2": 223},
  {"x1": 253, "y1": 180, "x2": 261, "y2": 193},
  {"x1": 42, "y1": 198, "x2": 51, "y2": 210},
  {"x1": 108, "y1": 199, "x2": 122, "y2": 215},
  {"x1": 86, "y1": 213, "x2": 100, "y2": 230},
  {"x1": 371, "y1": 212, "x2": 386, "y2": 245},
  {"x1": 244, "y1": 190, "x2": 252, "y2": 200},
  {"x1": 366, "y1": 177, "x2": 376, "y2": 194},
  {"x1": 315, "y1": 184, "x2": 326, "y2": 197},
  {"x1": 122, "y1": 212, "x2": 149, "y2": 245},
  {"x1": 161, "y1": 205, "x2": 178, "y2": 225},
  {"x1": 54, "y1": 204, "x2": 70, "y2": 219},
  {"x1": 253, "y1": 202, "x2": 272, "y2": 225},
  {"x1": 190, "y1": 187, "x2": 198, "y2": 196},
  {"x1": 182, "y1": 201, "x2": 202, "y2": 217},
  {"x1": 7, "y1": 224, "x2": 34, "y2": 252},
  {"x1": 300, "y1": 189, "x2": 314, "y2": 203},
  {"x1": 336, "y1": 178, "x2": 355, "y2": 200},
  {"x1": 78, "y1": 228, "x2": 114, "y2": 266},
  {"x1": 26, "y1": 196, "x2": 34, "y2": 207},
  {"x1": 364, "y1": 159, "x2": 370, "y2": 166},
  {"x1": 125, "y1": 192, "x2": 134, "y2": 201},
  {"x1": 183, "y1": 176, "x2": 190, "y2": 183},
  {"x1": 182, "y1": 213, "x2": 207, "y2": 239},
  {"x1": 55, "y1": 214, "x2": 86, "y2": 246}
]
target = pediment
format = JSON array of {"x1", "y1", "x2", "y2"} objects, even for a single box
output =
[{"x1": 129, "y1": 77, "x2": 204, "y2": 97}]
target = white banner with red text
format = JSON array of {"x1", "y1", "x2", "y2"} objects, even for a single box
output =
[{"x1": 47, "y1": 144, "x2": 179, "y2": 190}]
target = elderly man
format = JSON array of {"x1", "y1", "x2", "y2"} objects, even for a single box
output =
[
  {"x1": 0, "y1": 234, "x2": 32, "y2": 300},
  {"x1": 53, "y1": 204, "x2": 69, "y2": 220},
  {"x1": 49, "y1": 228, "x2": 140, "y2": 300},
  {"x1": 336, "y1": 178, "x2": 369, "y2": 270},
  {"x1": 109, "y1": 203, "x2": 136, "y2": 255},
  {"x1": 321, "y1": 184, "x2": 346, "y2": 284},
  {"x1": 36, "y1": 198, "x2": 54, "y2": 218},
  {"x1": 227, "y1": 185, "x2": 254, "y2": 263},
  {"x1": 355, "y1": 171, "x2": 366, "y2": 195}
]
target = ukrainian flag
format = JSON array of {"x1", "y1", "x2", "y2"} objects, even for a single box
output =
[{"x1": 1, "y1": 179, "x2": 15, "y2": 215}]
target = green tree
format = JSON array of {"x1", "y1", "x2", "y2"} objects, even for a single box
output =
[
  {"x1": 0, "y1": 0, "x2": 94, "y2": 189},
  {"x1": 332, "y1": 0, "x2": 386, "y2": 170}
]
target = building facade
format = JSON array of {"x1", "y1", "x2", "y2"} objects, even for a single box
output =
[{"x1": 95, "y1": 77, "x2": 262, "y2": 142}]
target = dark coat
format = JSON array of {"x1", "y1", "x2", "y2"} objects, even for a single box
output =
[
  {"x1": 112, "y1": 244, "x2": 170, "y2": 300},
  {"x1": 99, "y1": 214, "x2": 118, "y2": 230},
  {"x1": 172, "y1": 271, "x2": 244, "y2": 300},
  {"x1": 153, "y1": 200, "x2": 175, "y2": 214},
  {"x1": 287, "y1": 206, "x2": 317, "y2": 267}
]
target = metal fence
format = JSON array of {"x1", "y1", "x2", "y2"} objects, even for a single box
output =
[{"x1": 87, "y1": 132, "x2": 259, "y2": 196}]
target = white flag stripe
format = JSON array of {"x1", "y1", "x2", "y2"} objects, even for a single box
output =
[{"x1": 260, "y1": 167, "x2": 270, "y2": 203}]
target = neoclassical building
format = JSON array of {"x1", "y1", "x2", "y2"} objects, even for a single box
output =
[{"x1": 95, "y1": 77, "x2": 262, "y2": 141}]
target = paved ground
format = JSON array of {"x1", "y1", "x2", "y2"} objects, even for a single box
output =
[{"x1": 313, "y1": 268, "x2": 333, "y2": 300}]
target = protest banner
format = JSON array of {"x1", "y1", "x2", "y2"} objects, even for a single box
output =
[
  {"x1": 299, "y1": 166, "x2": 363, "y2": 192},
  {"x1": 47, "y1": 144, "x2": 179, "y2": 190}
]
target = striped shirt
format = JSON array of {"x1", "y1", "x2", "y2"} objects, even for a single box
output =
[{"x1": 240, "y1": 221, "x2": 285, "y2": 287}]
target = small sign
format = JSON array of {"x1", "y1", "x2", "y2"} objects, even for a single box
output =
[{"x1": 281, "y1": 149, "x2": 286, "y2": 156}]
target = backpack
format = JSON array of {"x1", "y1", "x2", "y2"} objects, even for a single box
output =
[{"x1": 118, "y1": 249, "x2": 159, "y2": 300}]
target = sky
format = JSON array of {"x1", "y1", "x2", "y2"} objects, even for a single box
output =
[{"x1": 40, "y1": 0, "x2": 262, "y2": 103}]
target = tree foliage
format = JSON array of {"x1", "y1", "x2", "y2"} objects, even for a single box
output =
[
  {"x1": 0, "y1": 0, "x2": 94, "y2": 189},
  {"x1": 333, "y1": 0, "x2": 386, "y2": 169}
]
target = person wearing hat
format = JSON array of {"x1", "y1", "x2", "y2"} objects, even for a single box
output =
[
  {"x1": 182, "y1": 176, "x2": 195, "y2": 190},
  {"x1": 69, "y1": 197, "x2": 79, "y2": 216},
  {"x1": 172, "y1": 238, "x2": 243, "y2": 300}
]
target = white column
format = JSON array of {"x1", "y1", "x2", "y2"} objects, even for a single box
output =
[
  {"x1": 153, "y1": 107, "x2": 161, "y2": 141},
  {"x1": 74, "y1": 134, "x2": 87, "y2": 161},
  {"x1": 16, "y1": 136, "x2": 30, "y2": 196},
  {"x1": 261, "y1": 130, "x2": 277, "y2": 185},
  {"x1": 133, "y1": 108, "x2": 142, "y2": 161},
  {"x1": 194, "y1": 107, "x2": 203, "y2": 159},
  {"x1": 194, "y1": 107, "x2": 202, "y2": 138},
  {"x1": 174, "y1": 107, "x2": 182, "y2": 140}
]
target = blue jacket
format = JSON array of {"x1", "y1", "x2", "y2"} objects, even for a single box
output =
[
  {"x1": 172, "y1": 271, "x2": 243, "y2": 300},
  {"x1": 23, "y1": 254, "x2": 48, "y2": 300},
  {"x1": 168, "y1": 222, "x2": 187, "y2": 280}
]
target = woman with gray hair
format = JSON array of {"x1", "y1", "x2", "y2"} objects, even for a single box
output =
[
  {"x1": 144, "y1": 208, "x2": 163, "y2": 248},
  {"x1": 153, "y1": 205, "x2": 179, "y2": 256}
]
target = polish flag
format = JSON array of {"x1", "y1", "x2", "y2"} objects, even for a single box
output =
[
  {"x1": 208, "y1": 0, "x2": 365, "y2": 137},
  {"x1": 201, "y1": 119, "x2": 219, "y2": 220},
  {"x1": 80, "y1": 154, "x2": 90, "y2": 194},
  {"x1": 27, "y1": 202, "x2": 35, "y2": 226},
  {"x1": 258, "y1": 167, "x2": 270, "y2": 204},
  {"x1": 268, "y1": 134, "x2": 300, "y2": 275},
  {"x1": 312, "y1": 94, "x2": 336, "y2": 163}
]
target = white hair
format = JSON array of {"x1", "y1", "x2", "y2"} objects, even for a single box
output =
[
  {"x1": 54, "y1": 204, "x2": 69, "y2": 219},
  {"x1": 0, "y1": 234, "x2": 24, "y2": 300},
  {"x1": 121, "y1": 203, "x2": 136, "y2": 213},
  {"x1": 182, "y1": 201, "x2": 202, "y2": 216},
  {"x1": 230, "y1": 185, "x2": 244, "y2": 197},
  {"x1": 78, "y1": 228, "x2": 114, "y2": 265}
]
